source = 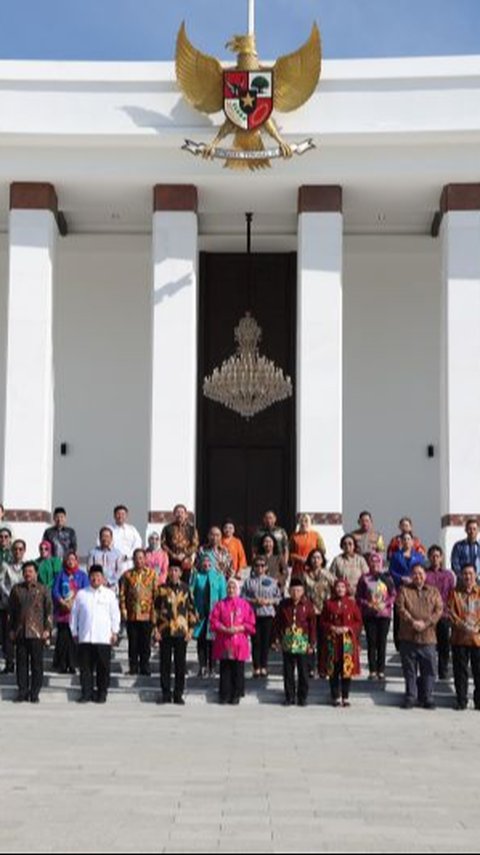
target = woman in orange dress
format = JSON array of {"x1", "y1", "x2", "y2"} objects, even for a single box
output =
[
  {"x1": 221, "y1": 519, "x2": 247, "y2": 578},
  {"x1": 289, "y1": 514, "x2": 326, "y2": 577}
]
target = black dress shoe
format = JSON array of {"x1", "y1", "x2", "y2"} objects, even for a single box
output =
[
  {"x1": 230, "y1": 698, "x2": 240, "y2": 706},
  {"x1": 423, "y1": 701, "x2": 436, "y2": 710},
  {"x1": 173, "y1": 697, "x2": 185, "y2": 706},
  {"x1": 156, "y1": 695, "x2": 171, "y2": 705},
  {"x1": 282, "y1": 699, "x2": 294, "y2": 707},
  {"x1": 455, "y1": 701, "x2": 467, "y2": 711},
  {"x1": 402, "y1": 699, "x2": 415, "y2": 710},
  {"x1": 140, "y1": 669, "x2": 151, "y2": 677},
  {"x1": 13, "y1": 694, "x2": 28, "y2": 703},
  {"x1": 30, "y1": 697, "x2": 40, "y2": 704},
  {"x1": 96, "y1": 695, "x2": 107, "y2": 704},
  {"x1": 297, "y1": 698, "x2": 308, "y2": 707},
  {"x1": 77, "y1": 696, "x2": 92, "y2": 704}
]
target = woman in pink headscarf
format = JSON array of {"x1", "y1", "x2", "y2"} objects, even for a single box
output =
[{"x1": 210, "y1": 578, "x2": 256, "y2": 705}]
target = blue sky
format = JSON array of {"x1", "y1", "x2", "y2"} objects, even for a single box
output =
[{"x1": 0, "y1": 0, "x2": 478, "y2": 61}]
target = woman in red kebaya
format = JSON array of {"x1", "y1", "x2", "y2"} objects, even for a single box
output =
[{"x1": 319, "y1": 578, "x2": 362, "y2": 707}]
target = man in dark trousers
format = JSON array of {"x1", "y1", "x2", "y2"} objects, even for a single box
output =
[
  {"x1": 70, "y1": 565, "x2": 121, "y2": 704},
  {"x1": 155, "y1": 564, "x2": 198, "y2": 705},
  {"x1": 397, "y1": 563, "x2": 443, "y2": 709},
  {"x1": 119, "y1": 548, "x2": 157, "y2": 676},
  {"x1": 9, "y1": 562, "x2": 52, "y2": 703},
  {"x1": 272, "y1": 577, "x2": 316, "y2": 707}
]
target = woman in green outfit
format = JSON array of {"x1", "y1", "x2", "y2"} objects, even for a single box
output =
[
  {"x1": 190, "y1": 554, "x2": 227, "y2": 678},
  {"x1": 36, "y1": 540, "x2": 62, "y2": 589}
]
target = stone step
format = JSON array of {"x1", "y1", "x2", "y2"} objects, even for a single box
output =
[
  {"x1": 1, "y1": 637, "x2": 459, "y2": 705},
  {"x1": 16, "y1": 666, "x2": 411, "y2": 686},
  {"x1": 0, "y1": 672, "x2": 458, "y2": 706},
  {"x1": 0, "y1": 670, "x2": 411, "y2": 690},
  {"x1": 0, "y1": 688, "x2": 457, "y2": 706}
]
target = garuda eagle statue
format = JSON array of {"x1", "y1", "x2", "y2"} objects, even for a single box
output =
[{"x1": 176, "y1": 22, "x2": 321, "y2": 171}]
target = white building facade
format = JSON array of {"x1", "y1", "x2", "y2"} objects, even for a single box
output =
[{"x1": 0, "y1": 55, "x2": 479, "y2": 558}]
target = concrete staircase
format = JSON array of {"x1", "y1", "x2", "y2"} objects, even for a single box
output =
[{"x1": 0, "y1": 634, "x2": 459, "y2": 707}]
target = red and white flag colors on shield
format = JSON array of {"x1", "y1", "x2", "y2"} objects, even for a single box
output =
[{"x1": 223, "y1": 70, "x2": 273, "y2": 131}]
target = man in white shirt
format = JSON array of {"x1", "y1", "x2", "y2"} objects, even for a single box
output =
[
  {"x1": 70, "y1": 565, "x2": 120, "y2": 704},
  {"x1": 108, "y1": 505, "x2": 142, "y2": 571},
  {"x1": 88, "y1": 527, "x2": 124, "y2": 596}
]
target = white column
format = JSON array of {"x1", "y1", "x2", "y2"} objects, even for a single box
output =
[
  {"x1": 440, "y1": 184, "x2": 480, "y2": 560},
  {"x1": 148, "y1": 185, "x2": 198, "y2": 536},
  {"x1": 3, "y1": 183, "x2": 57, "y2": 552},
  {"x1": 297, "y1": 186, "x2": 343, "y2": 560}
]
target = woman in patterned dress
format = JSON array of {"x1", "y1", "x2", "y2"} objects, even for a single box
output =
[{"x1": 319, "y1": 578, "x2": 362, "y2": 707}]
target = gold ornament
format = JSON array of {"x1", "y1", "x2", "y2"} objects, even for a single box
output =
[{"x1": 176, "y1": 21, "x2": 321, "y2": 171}]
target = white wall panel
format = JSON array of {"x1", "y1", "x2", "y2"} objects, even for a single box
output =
[
  {"x1": 54, "y1": 235, "x2": 150, "y2": 555},
  {"x1": 343, "y1": 235, "x2": 441, "y2": 550}
]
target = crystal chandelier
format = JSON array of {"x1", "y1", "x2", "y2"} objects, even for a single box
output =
[{"x1": 203, "y1": 312, "x2": 293, "y2": 419}]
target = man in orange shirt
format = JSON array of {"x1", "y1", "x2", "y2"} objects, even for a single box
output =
[
  {"x1": 221, "y1": 519, "x2": 247, "y2": 578},
  {"x1": 448, "y1": 564, "x2": 480, "y2": 710}
]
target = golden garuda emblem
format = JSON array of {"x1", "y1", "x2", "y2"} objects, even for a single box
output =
[{"x1": 176, "y1": 20, "x2": 321, "y2": 170}]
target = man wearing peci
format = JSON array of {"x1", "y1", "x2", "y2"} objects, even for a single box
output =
[{"x1": 71, "y1": 565, "x2": 121, "y2": 704}]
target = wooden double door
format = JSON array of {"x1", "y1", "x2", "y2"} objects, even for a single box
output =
[{"x1": 197, "y1": 252, "x2": 296, "y2": 556}]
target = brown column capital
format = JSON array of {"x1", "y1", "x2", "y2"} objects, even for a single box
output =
[
  {"x1": 148, "y1": 510, "x2": 195, "y2": 525},
  {"x1": 4, "y1": 509, "x2": 52, "y2": 523},
  {"x1": 298, "y1": 185, "x2": 343, "y2": 214},
  {"x1": 440, "y1": 184, "x2": 480, "y2": 214},
  {"x1": 297, "y1": 512, "x2": 343, "y2": 526},
  {"x1": 441, "y1": 514, "x2": 480, "y2": 528},
  {"x1": 153, "y1": 185, "x2": 198, "y2": 213},
  {"x1": 10, "y1": 182, "x2": 58, "y2": 214}
]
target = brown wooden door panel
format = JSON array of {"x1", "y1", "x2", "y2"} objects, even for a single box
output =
[
  {"x1": 206, "y1": 446, "x2": 286, "y2": 558},
  {"x1": 207, "y1": 447, "x2": 247, "y2": 537},
  {"x1": 197, "y1": 252, "x2": 296, "y2": 547},
  {"x1": 245, "y1": 448, "x2": 285, "y2": 555}
]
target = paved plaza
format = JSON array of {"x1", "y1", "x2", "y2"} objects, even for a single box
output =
[{"x1": 0, "y1": 683, "x2": 479, "y2": 854}]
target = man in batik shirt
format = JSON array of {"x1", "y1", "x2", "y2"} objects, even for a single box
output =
[
  {"x1": 119, "y1": 549, "x2": 156, "y2": 676},
  {"x1": 161, "y1": 504, "x2": 199, "y2": 584},
  {"x1": 252, "y1": 510, "x2": 289, "y2": 562},
  {"x1": 352, "y1": 510, "x2": 385, "y2": 557},
  {"x1": 448, "y1": 564, "x2": 480, "y2": 710},
  {"x1": 272, "y1": 577, "x2": 316, "y2": 707},
  {"x1": 9, "y1": 562, "x2": 52, "y2": 703},
  {"x1": 155, "y1": 565, "x2": 198, "y2": 705}
]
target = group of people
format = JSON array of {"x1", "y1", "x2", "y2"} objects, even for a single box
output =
[{"x1": 0, "y1": 502, "x2": 479, "y2": 712}]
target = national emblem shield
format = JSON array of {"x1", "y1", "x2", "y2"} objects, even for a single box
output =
[{"x1": 223, "y1": 70, "x2": 274, "y2": 131}]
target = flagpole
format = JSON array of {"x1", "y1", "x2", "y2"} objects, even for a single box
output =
[{"x1": 248, "y1": 0, "x2": 255, "y2": 35}]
